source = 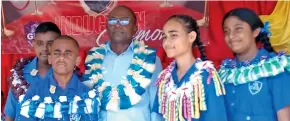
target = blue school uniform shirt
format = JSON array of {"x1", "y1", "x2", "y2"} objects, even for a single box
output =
[
  {"x1": 18, "y1": 73, "x2": 92, "y2": 121},
  {"x1": 4, "y1": 57, "x2": 52, "y2": 119},
  {"x1": 85, "y1": 41, "x2": 163, "y2": 121},
  {"x1": 222, "y1": 48, "x2": 290, "y2": 121},
  {"x1": 153, "y1": 59, "x2": 228, "y2": 121}
]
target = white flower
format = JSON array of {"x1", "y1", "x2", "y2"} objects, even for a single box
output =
[
  {"x1": 90, "y1": 74, "x2": 98, "y2": 80},
  {"x1": 32, "y1": 95, "x2": 40, "y2": 101},
  {"x1": 84, "y1": 70, "x2": 91, "y2": 74},
  {"x1": 20, "y1": 100, "x2": 31, "y2": 118},
  {"x1": 59, "y1": 96, "x2": 67, "y2": 102},
  {"x1": 44, "y1": 97, "x2": 53, "y2": 103},
  {"x1": 12, "y1": 78, "x2": 21, "y2": 86},
  {"x1": 35, "y1": 103, "x2": 45, "y2": 119},
  {"x1": 88, "y1": 90, "x2": 96, "y2": 98},
  {"x1": 10, "y1": 69, "x2": 15, "y2": 72},
  {"x1": 53, "y1": 102, "x2": 62, "y2": 119},
  {"x1": 196, "y1": 61, "x2": 214, "y2": 70},
  {"x1": 189, "y1": 72, "x2": 202, "y2": 85},
  {"x1": 73, "y1": 96, "x2": 82, "y2": 102},
  {"x1": 143, "y1": 63, "x2": 155, "y2": 73},
  {"x1": 84, "y1": 99, "x2": 93, "y2": 114},
  {"x1": 144, "y1": 49, "x2": 154, "y2": 55},
  {"x1": 18, "y1": 94, "x2": 25, "y2": 103},
  {"x1": 83, "y1": 80, "x2": 95, "y2": 89}
]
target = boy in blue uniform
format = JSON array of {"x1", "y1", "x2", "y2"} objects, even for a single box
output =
[
  {"x1": 19, "y1": 35, "x2": 96, "y2": 121},
  {"x1": 153, "y1": 15, "x2": 227, "y2": 121},
  {"x1": 219, "y1": 8, "x2": 290, "y2": 121},
  {"x1": 4, "y1": 22, "x2": 61, "y2": 121}
]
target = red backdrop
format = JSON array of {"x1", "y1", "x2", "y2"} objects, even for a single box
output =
[{"x1": 1, "y1": 1, "x2": 277, "y2": 111}]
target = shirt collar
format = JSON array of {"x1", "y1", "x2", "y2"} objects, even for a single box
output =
[
  {"x1": 23, "y1": 57, "x2": 38, "y2": 74},
  {"x1": 48, "y1": 72, "x2": 80, "y2": 90},
  {"x1": 105, "y1": 41, "x2": 135, "y2": 55},
  {"x1": 23, "y1": 57, "x2": 53, "y2": 77},
  {"x1": 171, "y1": 59, "x2": 201, "y2": 87},
  {"x1": 235, "y1": 48, "x2": 269, "y2": 65}
]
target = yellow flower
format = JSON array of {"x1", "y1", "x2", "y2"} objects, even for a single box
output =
[
  {"x1": 121, "y1": 80, "x2": 130, "y2": 87},
  {"x1": 97, "y1": 73, "x2": 103, "y2": 79},
  {"x1": 85, "y1": 55, "x2": 94, "y2": 63},
  {"x1": 99, "y1": 44, "x2": 106, "y2": 48},
  {"x1": 136, "y1": 59, "x2": 144, "y2": 65},
  {"x1": 111, "y1": 88, "x2": 119, "y2": 99},
  {"x1": 133, "y1": 48, "x2": 139, "y2": 53},
  {"x1": 139, "y1": 41, "x2": 145, "y2": 46},
  {"x1": 138, "y1": 47, "x2": 146, "y2": 52},
  {"x1": 91, "y1": 64, "x2": 102, "y2": 70},
  {"x1": 93, "y1": 53, "x2": 104, "y2": 59},
  {"x1": 127, "y1": 69, "x2": 134, "y2": 75},
  {"x1": 132, "y1": 58, "x2": 137, "y2": 64}
]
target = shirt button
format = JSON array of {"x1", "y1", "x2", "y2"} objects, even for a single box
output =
[
  {"x1": 231, "y1": 103, "x2": 235, "y2": 106},
  {"x1": 232, "y1": 90, "x2": 236, "y2": 94},
  {"x1": 246, "y1": 116, "x2": 251, "y2": 120}
]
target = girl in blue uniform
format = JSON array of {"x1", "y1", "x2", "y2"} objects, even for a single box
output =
[
  {"x1": 153, "y1": 15, "x2": 227, "y2": 121},
  {"x1": 219, "y1": 8, "x2": 290, "y2": 121}
]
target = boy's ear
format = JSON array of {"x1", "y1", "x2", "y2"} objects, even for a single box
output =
[
  {"x1": 32, "y1": 39, "x2": 35, "y2": 47},
  {"x1": 75, "y1": 56, "x2": 81, "y2": 66}
]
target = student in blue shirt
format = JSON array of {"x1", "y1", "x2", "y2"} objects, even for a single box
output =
[
  {"x1": 153, "y1": 15, "x2": 227, "y2": 121},
  {"x1": 219, "y1": 8, "x2": 290, "y2": 121},
  {"x1": 19, "y1": 35, "x2": 97, "y2": 121},
  {"x1": 4, "y1": 22, "x2": 61, "y2": 121},
  {"x1": 83, "y1": 5, "x2": 163, "y2": 121}
]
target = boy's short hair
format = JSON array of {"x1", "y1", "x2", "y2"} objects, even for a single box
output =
[
  {"x1": 53, "y1": 35, "x2": 79, "y2": 49},
  {"x1": 35, "y1": 22, "x2": 61, "y2": 35}
]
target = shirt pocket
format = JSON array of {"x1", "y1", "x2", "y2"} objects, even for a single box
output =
[{"x1": 249, "y1": 80, "x2": 275, "y2": 116}]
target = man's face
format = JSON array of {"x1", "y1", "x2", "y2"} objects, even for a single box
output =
[
  {"x1": 106, "y1": 7, "x2": 137, "y2": 44},
  {"x1": 48, "y1": 39, "x2": 80, "y2": 75},
  {"x1": 33, "y1": 31, "x2": 60, "y2": 63}
]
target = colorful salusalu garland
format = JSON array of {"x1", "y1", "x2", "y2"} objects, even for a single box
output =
[
  {"x1": 156, "y1": 59, "x2": 225, "y2": 121},
  {"x1": 83, "y1": 40, "x2": 157, "y2": 111},
  {"x1": 219, "y1": 51, "x2": 290, "y2": 85},
  {"x1": 20, "y1": 89, "x2": 99, "y2": 120},
  {"x1": 8, "y1": 56, "x2": 35, "y2": 100}
]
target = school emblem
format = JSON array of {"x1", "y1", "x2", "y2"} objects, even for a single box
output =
[
  {"x1": 49, "y1": 85, "x2": 56, "y2": 94},
  {"x1": 248, "y1": 81, "x2": 263, "y2": 95},
  {"x1": 30, "y1": 69, "x2": 38, "y2": 76}
]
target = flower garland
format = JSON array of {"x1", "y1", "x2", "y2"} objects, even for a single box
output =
[
  {"x1": 219, "y1": 51, "x2": 290, "y2": 85},
  {"x1": 20, "y1": 89, "x2": 99, "y2": 120},
  {"x1": 8, "y1": 56, "x2": 35, "y2": 100},
  {"x1": 8, "y1": 56, "x2": 84, "y2": 100},
  {"x1": 155, "y1": 59, "x2": 225, "y2": 121},
  {"x1": 82, "y1": 40, "x2": 156, "y2": 111}
]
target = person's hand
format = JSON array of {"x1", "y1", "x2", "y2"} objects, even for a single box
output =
[{"x1": 197, "y1": 16, "x2": 209, "y2": 27}]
